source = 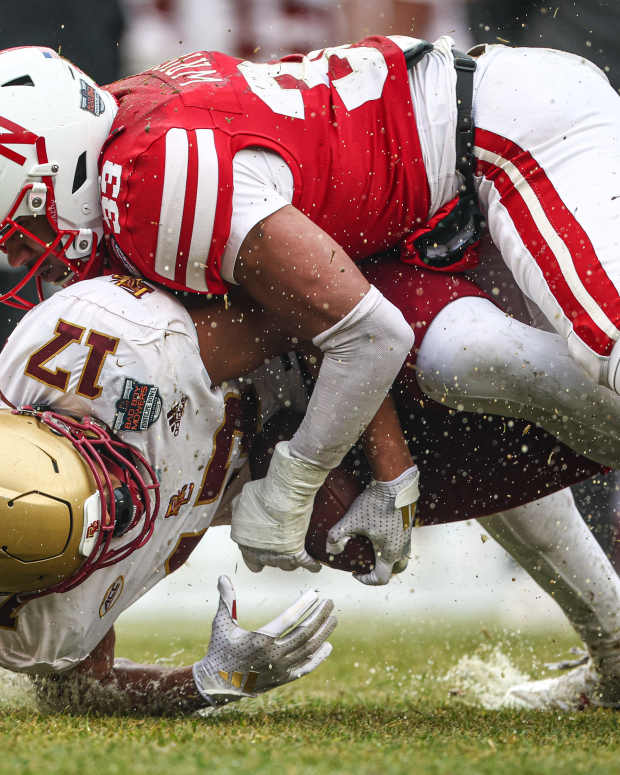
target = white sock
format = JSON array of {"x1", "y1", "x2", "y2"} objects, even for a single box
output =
[{"x1": 480, "y1": 489, "x2": 620, "y2": 672}]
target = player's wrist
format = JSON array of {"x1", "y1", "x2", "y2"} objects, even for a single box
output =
[
  {"x1": 370, "y1": 465, "x2": 419, "y2": 528},
  {"x1": 231, "y1": 440, "x2": 328, "y2": 552},
  {"x1": 192, "y1": 661, "x2": 244, "y2": 709},
  {"x1": 268, "y1": 440, "x2": 330, "y2": 493},
  {"x1": 372, "y1": 466, "x2": 420, "y2": 508},
  {"x1": 376, "y1": 464, "x2": 419, "y2": 489}
]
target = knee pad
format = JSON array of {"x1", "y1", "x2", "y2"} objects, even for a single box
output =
[{"x1": 417, "y1": 296, "x2": 513, "y2": 403}]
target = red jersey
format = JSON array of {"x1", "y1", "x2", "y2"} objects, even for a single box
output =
[{"x1": 100, "y1": 37, "x2": 429, "y2": 295}]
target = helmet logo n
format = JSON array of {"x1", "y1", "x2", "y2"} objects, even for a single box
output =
[{"x1": 0, "y1": 116, "x2": 37, "y2": 166}]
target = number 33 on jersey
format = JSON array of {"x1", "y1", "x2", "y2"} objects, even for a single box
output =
[{"x1": 101, "y1": 37, "x2": 430, "y2": 295}]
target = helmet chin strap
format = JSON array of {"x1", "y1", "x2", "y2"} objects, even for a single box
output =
[
  {"x1": 25, "y1": 181, "x2": 47, "y2": 215},
  {"x1": 64, "y1": 228, "x2": 95, "y2": 259}
]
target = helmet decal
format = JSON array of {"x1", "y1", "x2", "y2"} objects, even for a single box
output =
[
  {"x1": 79, "y1": 79, "x2": 107, "y2": 117},
  {"x1": 0, "y1": 116, "x2": 37, "y2": 166}
]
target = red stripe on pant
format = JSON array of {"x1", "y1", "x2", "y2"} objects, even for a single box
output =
[{"x1": 475, "y1": 127, "x2": 617, "y2": 356}]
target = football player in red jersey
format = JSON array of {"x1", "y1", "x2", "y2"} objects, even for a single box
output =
[
  {"x1": 0, "y1": 36, "x2": 619, "y2": 588},
  {"x1": 0, "y1": 43, "x2": 419, "y2": 581}
]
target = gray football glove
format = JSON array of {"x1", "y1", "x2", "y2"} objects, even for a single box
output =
[
  {"x1": 326, "y1": 465, "x2": 420, "y2": 586},
  {"x1": 192, "y1": 575, "x2": 336, "y2": 707}
]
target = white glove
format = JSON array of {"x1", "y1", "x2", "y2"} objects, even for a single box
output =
[
  {"x1": 192, "y1": 575, "x2": 336, "y2": 707},
  {"x1": 326, "y1": 465, "x2": 420, "y2": 586},
  {"x1": 231, "y1": 441, "x2": 328, "y2": 573}
]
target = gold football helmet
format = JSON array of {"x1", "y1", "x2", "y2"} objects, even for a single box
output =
[{"x1": 0, "y1": 408, "x2": 159, "y2": 596}]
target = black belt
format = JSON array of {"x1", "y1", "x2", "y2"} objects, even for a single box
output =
[
  {"x1": 402, "y1": 41, "x2": 483, "y2": 268},
  {"x1": 403, "y1": 40, "x2": 476, "y2": 201}
]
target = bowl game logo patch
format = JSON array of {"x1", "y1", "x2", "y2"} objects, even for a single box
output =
[
  {"x1": 80, "y1": 78, "x2": 106, "y2": 116},
  {"x1": 113, "y1": 378, "x2": 162, "y2": 432}
]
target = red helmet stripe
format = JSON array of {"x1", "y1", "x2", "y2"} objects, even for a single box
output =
[{"x1": 0, "y1": 116, "x2": 38, "y2": 167}]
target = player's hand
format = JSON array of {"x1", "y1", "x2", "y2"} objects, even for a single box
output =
[
  {"x1": 326, "y1": 466, "x2": 419, "y2": 586},
  {"x1": 192, "y1": 575, "x2": 336, "y2": 706},
  {"x1": 231, "y1": 441, "x2": 328, "y2": 573},
  {"x1": 238, "y1": 544, "x2": 321, "y2": 573}
]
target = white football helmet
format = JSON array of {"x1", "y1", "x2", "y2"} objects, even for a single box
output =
[{"x1": 0, "y1": 46, "x2": 117, "y2": 310}]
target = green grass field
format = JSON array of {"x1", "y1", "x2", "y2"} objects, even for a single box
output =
[{"x1": 2, "y1": 617, "x2": 619, "y2": 775}]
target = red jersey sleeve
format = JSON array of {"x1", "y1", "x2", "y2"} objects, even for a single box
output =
[{"x1": 100, "y1": 40, "x2": 429, "y2": 295}]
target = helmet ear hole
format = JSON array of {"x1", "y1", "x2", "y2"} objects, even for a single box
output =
[
  {"x1": 1, "y1": 75, "x2": 34, "y2": 87},
  {"x1": 72, "y1": 151, "x2": 87, "y2": 194},
  {"x1": 112, "y1": 485, "x2": 135, "y2": 537}
]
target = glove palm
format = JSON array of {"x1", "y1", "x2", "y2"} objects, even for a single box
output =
[
  {"x1": 193, "y1": 576, "x2": 336, "y2": 706},
  {"x1": 326, "y1": 466, "x2": 419, "y2": 585}
]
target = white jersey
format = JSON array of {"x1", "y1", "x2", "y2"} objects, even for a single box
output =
[{"x1": 0, "y1": 275, "x2": 247, "y2": 674}]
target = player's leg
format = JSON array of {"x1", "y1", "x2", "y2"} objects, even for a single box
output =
[
  {"x1": 417, "y1": 295, "x2": 620, "y2": 468},
  {"x1": 479, "y1": 488, "x2": 620, "y2": 709},
  {"x1": 472, "y1": 45, "x2": 620, "y2": 394}
]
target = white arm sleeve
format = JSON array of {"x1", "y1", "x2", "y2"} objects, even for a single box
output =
[
  {"x1": 289, "y1": 285, "x2": 415, "y2": 469},
  {"x1": 222, "y1": 150, "x2": 416, "y2": 469}
]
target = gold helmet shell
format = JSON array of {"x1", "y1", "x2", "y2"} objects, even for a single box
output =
[
  {"x1": 0, "y1": 410, "x2": 100, "y2": 593},
  {"x1": 0, "y1": 408, "x2": 160, "y2": 597}
]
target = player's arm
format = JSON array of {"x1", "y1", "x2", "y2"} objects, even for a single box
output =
[
  {"x1": 230, "y1": 205, "x2": 415, "y2": 573},
  {"x1": 294, "y1": 342, "x2": 415, "y2": 482},
  {"x1": 185, "y1": 288, "x2": 295, "y2": 386},
  {"x1": 324, "y1": 394, "x2": 419, "y2": 585},
  {"x1": 33, "y1": 626, "x2": 207, "y2": 715},
  {"x1": 283, "y1": 343, "x2": 419, "y2": 586},
  {"x1": 33, "y1": 577, "x2": 336, "y2": 716}
]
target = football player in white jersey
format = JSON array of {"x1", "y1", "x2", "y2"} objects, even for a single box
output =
[
  {"x1": 0, "y1": 268, "x2": 618, "y2": 713},
  {"x1": 0, "y1": 273, "x2": 337, "y2": 714},
  {"x1": 1, "y1": 35, "x2": 619, "y2": 588}
]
